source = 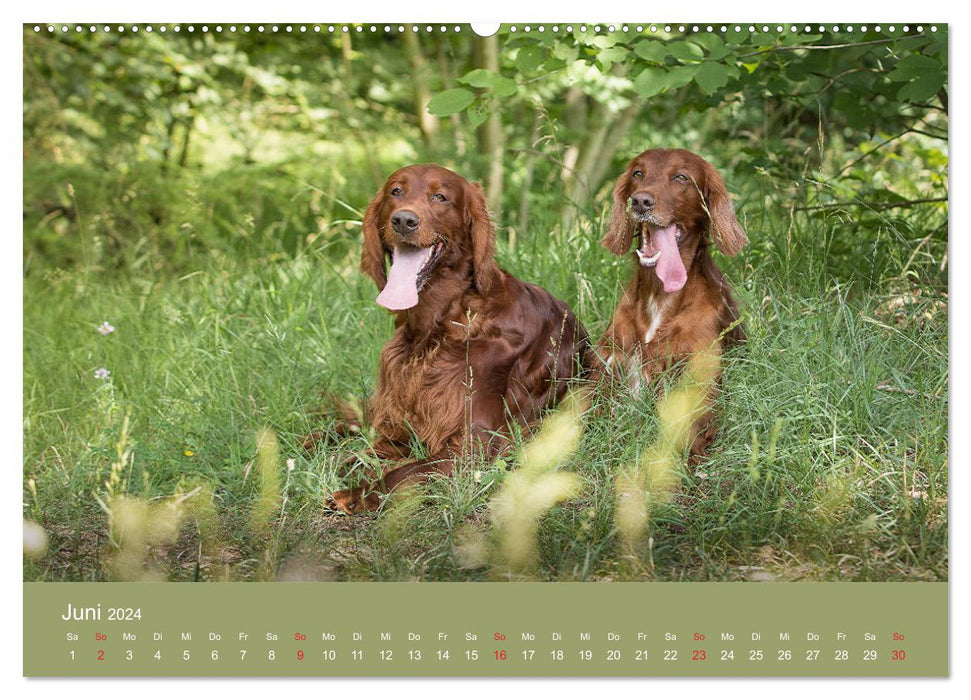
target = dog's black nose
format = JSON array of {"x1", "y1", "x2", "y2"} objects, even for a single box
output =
[
  {"x1": 631, "y1": 193, "x2": 656, "y2": 212},
  {"x1": 390, "y1": 210, "x2": 420, "y2": 235}
]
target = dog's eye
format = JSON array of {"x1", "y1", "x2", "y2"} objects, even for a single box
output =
[
  {"x1": 673, "y1": 173, "x2": 689, "y2": 183},
  {"x1": 431, "y1": 193, "x2": 447, "y2": 203},
  {"x1": 390, "y1": 187, "x2": 403, "y2": 196},
  {"x1": 632, "y1": 170, "x2": 643, "y2": 180}
]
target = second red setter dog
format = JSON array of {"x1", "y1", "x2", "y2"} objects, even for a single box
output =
[
  {"x1": 598, "y1": 148, "x2": 747, "y2": 459},
  {"x1": 327, "y1": 164, "x2": 589, "y2": 513}
]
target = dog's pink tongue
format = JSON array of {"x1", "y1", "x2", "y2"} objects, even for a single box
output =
[
  {"x1": 376, "y1": 244, "x2": 431, "y2": 310},
  {"x1": 653, "y1": 225, "x2": 687, "y2": 293}
]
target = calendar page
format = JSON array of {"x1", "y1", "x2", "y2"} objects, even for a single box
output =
[{"x1": 22, "y1": 19, "x2": 948, "y2": 679}]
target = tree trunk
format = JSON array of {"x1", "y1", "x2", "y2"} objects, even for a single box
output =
[
  {"x1": 402, "y1": 26, "x2": 440, "y2": 149},
  {"x1": 177, "y1": 112, "x2": 194, "y2": 168},
  {"x1": 579, "y1": 100, "x2": 642, "y2": 199},
  {"x1": 435, "y1": 35, "x2": 465, "y2": 157},
  {"x1": 341, "y1": 31, "x2": 353, "y2": 79},
  {"x1": 161, "y1": 113, "x2": 177, "y2": 175},
  {"x1": 517, "y1": 108, "x2": 545, "y2": 242},
  {"x1": 560, "y1": 71, "x2": 644, "y2": 230},
  {"x1": 472, "y1": 34, "x2": 504, "y2": 217},
  {"x1": 560, "y1": 95, "x2": 643, "y2": 232},
  {"x1": 560, "y1": 86, "x2": 588, "y2": 183}
]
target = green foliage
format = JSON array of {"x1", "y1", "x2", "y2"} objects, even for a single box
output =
[
  {"x1": 693, "y1": 61, "x2": 731, "y2": 94},
  {"x1": 25, "y1": 25, "x2": 948, "y2": 278},
  {"x1": 428, "y1": 25, "x2": 947, "y2": 154},
  {"x1": 23, "y1": 198, "x2": 948, "y2": 582},
  {"x1": 458, "y1": 69, "x2": 518, "y2": 96},
  {"x1": 427, "y1": 88, "x2": 476, "y2": 116},
  {"x1": 23, "y1": 25, "x2": 947, "y2": 582}
]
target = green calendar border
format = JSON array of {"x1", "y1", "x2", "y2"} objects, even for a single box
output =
[{"x1": 24, "y1": 582, "x2": 948, "y2": 677}]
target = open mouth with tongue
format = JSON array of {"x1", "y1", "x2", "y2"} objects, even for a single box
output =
[
  {"x1": 375, "y1": 239, "x2": 445, "y2": 310},
  {"x1": 635, "y1": 223, "x2": 687, "y2": 293}
]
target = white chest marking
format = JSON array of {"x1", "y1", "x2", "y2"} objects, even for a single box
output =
[{"x1": 644, "y1": 296, "x2": 668, "y2": 345}]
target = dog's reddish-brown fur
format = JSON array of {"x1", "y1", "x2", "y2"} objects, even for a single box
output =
[
  {"x1": 328, "y1": 164, "x2": 589, "y2": 513},
  {"x1": 598, "y1": 148, "x2": 747, "y2": 459}
]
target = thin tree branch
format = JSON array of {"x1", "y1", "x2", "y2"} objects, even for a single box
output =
[
  {"x1": 737, "y1": 37, "x2": 898, "y2": 60},
  {"x1": 908, "y1": 127, "x2": 948, "y2": 140},
  {"x1": 805, "y1": 67, "x2": 871, "y2": 98},
  {"x1": 832, "y1": 129, "x2": 912, "y2": 178}
]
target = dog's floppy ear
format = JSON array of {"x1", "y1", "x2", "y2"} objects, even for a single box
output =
[
  {"x1": 703, "y1": 160, "x2": 748, "y2": 256},
  {"x1": 465, "y1": 181, "x2": 501, "y2": 294},
  {"x1": 360, "y1": 191, "x2": 388, "y2": 289},
  {"x1": 600, "y1": 173, "x2": 635, "y2": 255}
]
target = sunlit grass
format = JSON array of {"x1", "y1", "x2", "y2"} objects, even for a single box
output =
[
  {"x1": 250, "y1": 427, "x2": 282, "y2": 535},
  {"x1": 466, "y1": 395, "x2": 587, "y2": 579},
  {"x1": 22, "y1": 165, "x2": 947, "y2": 583},
  {"x1": 613, "y1": 348, "x2": 721, "y2": 572}
]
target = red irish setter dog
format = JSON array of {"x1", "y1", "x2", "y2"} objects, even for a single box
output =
[
  {"x1": 598, "y1": 148, "x2": 747, "y2": 459},
  {"x1": 327, "y1": 164, "x2": 589, "y2": 513}
]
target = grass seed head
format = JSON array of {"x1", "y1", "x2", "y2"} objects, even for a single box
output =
[
  {"x1": 250, "y1": 427, "x2": 282, "y2": 534},
  {"x1": 23, "y1": 520, "x2": 48, "y2": 558}
]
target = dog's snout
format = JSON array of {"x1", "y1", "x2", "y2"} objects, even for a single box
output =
[
  {"x1": 390, "y1": 210, "x2": 420, "y2": 235},
  {"x1": 631, "y1": 192, "x2": 656, "y2": 212}
]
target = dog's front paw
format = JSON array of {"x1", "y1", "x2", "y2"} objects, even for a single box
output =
[{"x1": 326, "y1": 487, "x2": 381, "y2": 515}]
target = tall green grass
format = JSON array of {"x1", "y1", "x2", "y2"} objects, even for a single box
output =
[{"x1": 23, "y1": 158, "x2": 947, "y2": 582}]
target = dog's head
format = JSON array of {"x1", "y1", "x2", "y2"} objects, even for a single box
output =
[
  {"x1": 360, "y1": 164, "x2": 500, "y2": 311},
  {"x1": 601, "y1": 149, "x2": 747, "y2": 293}
]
